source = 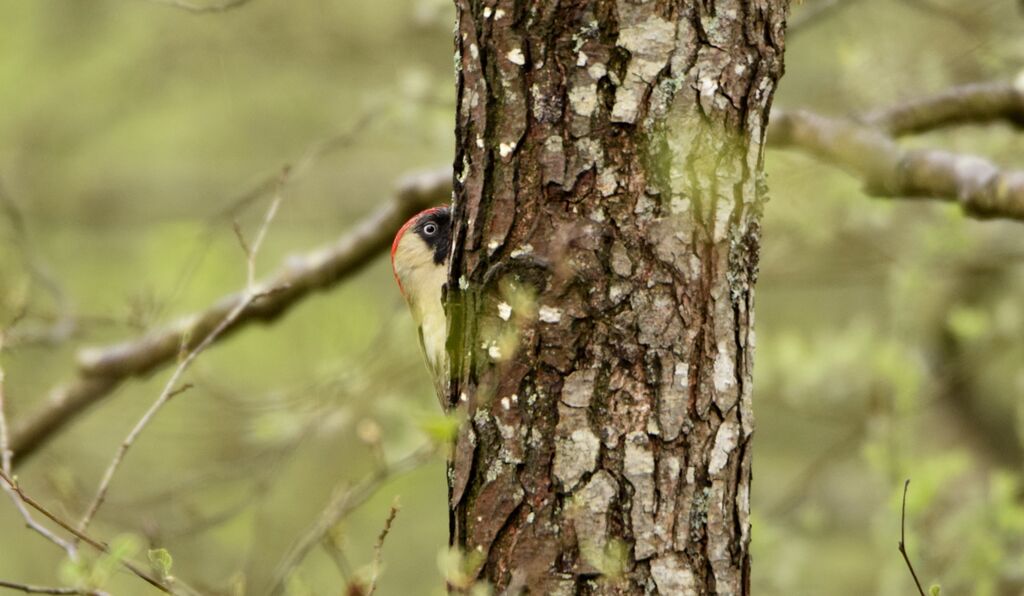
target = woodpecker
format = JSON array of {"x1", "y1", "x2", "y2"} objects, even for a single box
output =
[{"x1": 391, "y1": 205, "x2": 452, "y2": 402}]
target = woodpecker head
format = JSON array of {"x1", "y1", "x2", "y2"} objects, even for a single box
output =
[
  {"x1": 391, "y1": 206, "x2": 452, "y2": 299},
  {"x1": 391, "y1": 206, "x2": 452, "y2": 400}
]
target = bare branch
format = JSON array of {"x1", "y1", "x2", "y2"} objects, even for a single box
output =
[
  {"x1": 9, "y1": 169, "x2": 450, "y2": 465},
  {"x1": 268, "y1": 444, "x2": 436, "y2": 596},
  {"x1": 897, "y1": 0, "x2": 989, "y2": 36},
  {"x1": 898, "y1": 479, "x2": 928, "y2": 596},
  {"x1": 863, "y1": 80, "x2": 1024, "y2": 136},
  {"x1": 76, "y1": 175, "x2": 289, "y2": 536},
  {"x1": 770, "y1": 109, "x2": 1024, "y2": 221}
]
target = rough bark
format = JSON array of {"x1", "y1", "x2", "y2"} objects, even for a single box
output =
[{"x1": 446, "y1": 1, "x2": 787, "y2": 594}]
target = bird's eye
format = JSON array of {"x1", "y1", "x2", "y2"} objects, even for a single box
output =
[{"x1": 423, "y1": 223, "x2": 438, "y2": 236}]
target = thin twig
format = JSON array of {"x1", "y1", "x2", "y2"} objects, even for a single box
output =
[
  {"x1": 145, "y1": 0, "x2": 253, "y2": 13},
  {"x1": 0, "y1": 324, "x2": 79, "y2": 559},
  {"x1": 0, "y1": 580, "x2": 102, "y2": 595},
  {"x1": 321, "y1": 539, "x2": 354, "y2": 585},
  {"x1": 898, "y1": 479, "x2": 928, "y2": 596},
  {"x1": 0, "y1": 178, "x2": 75, "y2": 348},
  {"x1": 0, "y1": 331, "x2": 12, "y2": 475},
  {"x1": 0, "y1": 470, "x2": 171, "y2": 594},
  {"x1": 75, "y1": 173, "x2": 290, "y2": 537},
  {"x1": 268, "y1": 444, "x2": 436, "y2": 596},
  {"x1": 148, "y1": 112, "x2": 381, "y2": 332},
  {"x1": 367, "y1": 502, "x2": 401, "y2": 596}
]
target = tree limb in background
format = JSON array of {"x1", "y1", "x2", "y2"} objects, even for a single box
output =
[
  {"x1": 145, "y1": 0, "x2": 253, "y2": 13},
  {"x1": 8, "y1": 169, "x2": 450, "y2": 466},
  {"x1": 770, "y1": 109, "x2": 1024, "y2": 221},
  {"x1": 863, "y1": 79, "x2": 1024, "y2": 136},
  {"x1": 787, "y1": 0, "x2": 866, "y2": 37},
  {"x1": 896, "y1": 0, "x2": 990, "y2": 36}
]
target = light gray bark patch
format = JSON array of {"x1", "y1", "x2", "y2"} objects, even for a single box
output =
[
  {"x1": 649, "y1": 218, "x2": 697, "y2": 276},
  {"x1": 560, "y1": 368, "x2": 597, "y2": 408},
  {"x1": 737, "y1": 444, "x2": 752, "y2": 549},
  {"x1": 610, "y1": 240, "x2": 633, "y2": 276},
  {"x1": 568, "y1": 81, "x2": 599, "y2": 117},
  {"x1": 611, "y1": 3, "x2": 677, "y2": 123},
  {"x1": 691, "y1": 45, "x2": 733, "y2": 118},
  {"x1": 708, "y1": 418, "x2": 739, "y2": 475},
  {"x1": 706, "y1": 413, "x2": 742, "y2": 594},
  {"x1": 541, "y1": 135, "x2": 567, "y2": 187},
  {"x1": 571, "y1": 470, "x2": 618, "y2": 573},
  {"x1": 707, "y1": 474, "x2": 740, "y2": 595},
  {"x1": 597, "y1": 165, "x2": 619, "y2": 196},
  {"x1": 623, "y1": 431, "x2": 658, "y2": 560},
  {"x1": 672, "y1": 467, "x2": 697, "y2": 551},
  {"x1": 553, "y1": 403, "x2": 601, "y2": 490},
  {"x1": 656, "y1": 351, "x2": 689, "y2": 441},
  {"x1": 632, "y1": 285, "x2": 682, "y2": 349},
  {"x1": 567, "y1": 137, "x2": 602, "y2": 186},
  {"x1": 653, "y1": 454, "x2": 682, "y2": 548},
  {"x1": 547, "y1": 576, "x2": 579, "y2": 596},
  {"x1": 650, "y1": 553, "x2": 696, "y2": 595}
]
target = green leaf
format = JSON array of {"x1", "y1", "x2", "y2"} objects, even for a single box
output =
[
  {"x1": 947, "y1": 305, "x2": 989, "y2": 342},
  {"x1": 148, "y1": 548, "x2": 173, "y2": 578},
  {"x1": 929, "y1": 584, "x2": 942, "y2": 596},
  {"x1": 58, "y1": 556, "x2": 91, "y2": 589},
  {"x1": 418, "y1": 412, "x2": 462, "y2": 444}
]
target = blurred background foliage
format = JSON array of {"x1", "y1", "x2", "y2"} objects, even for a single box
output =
[{"x1": 0, "y1": 0, "x2": 1022, "y2": 594}]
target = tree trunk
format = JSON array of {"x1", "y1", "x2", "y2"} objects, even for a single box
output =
[{"x1": 446, "y1": 1, "x2": 787, "y2": 593}]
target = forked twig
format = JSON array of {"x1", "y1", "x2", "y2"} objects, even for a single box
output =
[
  {"x1": 268, "y1": 444, "x2": 435, "y2": 595},
  {"x1": 0, "y1": 469, "x2": 171, "y2": 594},
  {"x1": 0, "y1": 322, "x2": 79, "y2": 559}
]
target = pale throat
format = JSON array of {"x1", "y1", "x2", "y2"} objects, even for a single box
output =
[{"x1": 394, "y1": 239, "x2": 448, "y2": 370}]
